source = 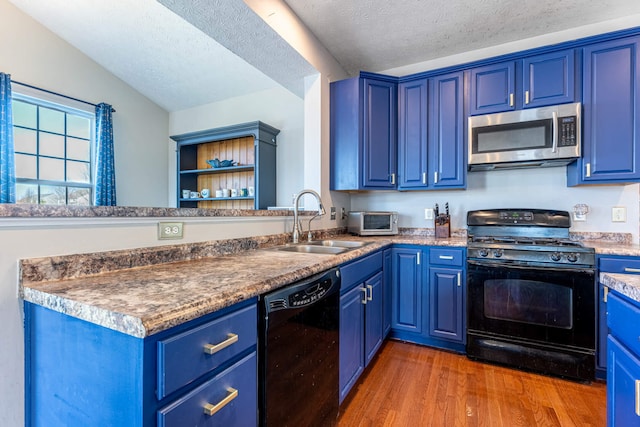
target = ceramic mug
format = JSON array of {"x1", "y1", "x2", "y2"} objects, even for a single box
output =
[
  {"x1": 190, "y1": 191, "x2": 200, "y2": 198},
  {"x1": 200, "y1": 189, "x2": 210, "y2": 198},
  {"x1": 240, "y1": 188, "x2": 248, "y2": 197},
  {"x1": 231, "y1": 188, "x2": 238, "y2": 197},
  {"x1": 222, "y1": 189, "x2": 231, "y2": 197},
  {"x1": 215, "y1": 189, "x2": 223, "y2": 198},
  {"x1": 182, "y1": 189, "x2": 190, "y2": 199},
  {"x1": 248, "y1": 186, "x2": 255, "y2": 197}
]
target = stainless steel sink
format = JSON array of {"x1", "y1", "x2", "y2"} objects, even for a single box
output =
[
  {"x1": 307, "y1": 240, "x2": 369, "y2": 248},
  {"x1": 273, "y1": 244, "x2": 348, "y2": 254}
]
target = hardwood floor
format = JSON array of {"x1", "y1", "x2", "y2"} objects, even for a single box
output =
[{"x1": 338, "y1": 340, "x2": 606, "y2": 427}]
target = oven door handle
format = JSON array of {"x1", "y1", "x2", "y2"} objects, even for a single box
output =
[{"x1": 466, "y1": 259, "x2": 594, "y2": 274}]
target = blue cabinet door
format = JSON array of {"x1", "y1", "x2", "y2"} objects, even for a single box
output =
[
  {"x1": 363, "y1": 78, "x2": 397, "y2": 189},
  {"x1": 470, "y1": 61, "x2": 516, "y2": 115},
  {"x1": 598, "y1": 283, "x2": 609, "y2": 375},
  {"x1": 568, "y1": 36, "x2": 640, "y2": 185},
  {"x1": 430, "y1": 72, "x2": 465, "y2": 188},
  {"x1": 607, "y1": 336, "x2": 640, "y2": 427},
  {"x1": 523, "y1": 49, "x2": 576, "y2": 108},
  {"x1": 364, "y1": 272, "x2": 384, "y2": 366},
  {"x1": 428, "y1": 267, "x2": 464, "y2": 343},
  {"x1": 398, "y1": 79, "x2": 428, "y2": 189},
  {"x1": 339, "y1": 284, "x2": 365, "y2": 403},
  {"x1": 391, "y1": 247, "x2": 423, "y2": 334}
]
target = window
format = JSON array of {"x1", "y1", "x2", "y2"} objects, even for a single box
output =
[{"x1": 12, "y1": 94, "x2": 94, "y2": 206}]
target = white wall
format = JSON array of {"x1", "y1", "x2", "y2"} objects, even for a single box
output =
[
  {"x1": 168, "y1": 86, "x2": 305, "y2": 208},
  {"x1": 0, "y1": 0, "x2": 170, "y2": 208},
  {"x1": 352, "y1": 167, "x2": 640, "y2": 242}
]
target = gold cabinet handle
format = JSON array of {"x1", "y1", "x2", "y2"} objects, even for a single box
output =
[
  {"x1": 204, "y1": 333, "x2": 238, "y2": 355},
  {"x1": 367, "y1": 284, "x2": 373, "y2": 301},
  {"x1": 603, "y1": 286, "x2": 609, "y2": 303},
  {"x1": 509, "y1": 93, "x2": 514, "y2": 107},
  {"x1": 636, "y1": 380, "x2": 640, "y2": 416},
  {"x1": 204, "y1": 387, "x2": 238, "y2": 416}
]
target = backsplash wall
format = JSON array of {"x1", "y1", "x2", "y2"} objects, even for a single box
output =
[{"x1": 350, "y1": 166, "x2": 640, "y2": 243}]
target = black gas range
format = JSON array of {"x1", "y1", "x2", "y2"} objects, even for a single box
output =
[{"x1": 466, "y1": 209, "x2": 596, "y2": 382}]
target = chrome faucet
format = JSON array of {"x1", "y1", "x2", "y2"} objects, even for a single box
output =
[{"x1": 292, "y1": 189, "x2": 326, "y2": 243}]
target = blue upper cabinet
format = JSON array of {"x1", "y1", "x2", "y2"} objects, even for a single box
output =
[
  {"x1": 429, "y1": 72, "x2": 465, "y2": 188},
  {"x1": 470, "y1": 61, "x2": 516, "y2": 115},
  {"x1": 397, "y1": 79, "x2": 428, "y2": 189},
  {"x1": 330, "y1": 74, "x2": 397, "y2": 190},
  {"x1": 470, "y1": 50, "x2": 576, "y2": 115},
  {"x1": 523, "y1": 50, "x2": 576, "y2": 108},
  {"x1": 568, "y1": 36, "x2": 640, "y2": 185},
  {"x1": 397, "y1": 72, "x2": 465, "y2": 190}
]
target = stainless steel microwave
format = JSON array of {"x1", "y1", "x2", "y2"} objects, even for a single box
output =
[
  {"x1": 347, "y1": 211, "x2": 398, "y2": 236},
  {"x1": 468, "y1": 102, "x2": 581, "y2": 171}
]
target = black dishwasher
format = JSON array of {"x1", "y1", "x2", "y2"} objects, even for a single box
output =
[{"x1": 259, "y1": 268, "x2": 340, "y2": 427}]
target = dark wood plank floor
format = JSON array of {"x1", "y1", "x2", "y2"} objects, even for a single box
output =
[{"x1": 338, "y1": 340, "x2": 606, "y2": 427}]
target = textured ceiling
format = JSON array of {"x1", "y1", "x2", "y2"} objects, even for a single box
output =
[
  {"x1": 8, "y1": 0, "x2": 640, "y2": 113},
  {"x1": 285, "y1": 0, "x2": 640, "y2": 76}
]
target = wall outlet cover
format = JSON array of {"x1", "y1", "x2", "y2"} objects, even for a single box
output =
[
  {"x1": 424, "y1": 208, "x2": 434, "y2": 220},
  {"x1": 158, "y1": 222, "x2": 184, "y2": 239},
  {"x1": 611, "y1": 207, "x2": 627, "y2": 223}
]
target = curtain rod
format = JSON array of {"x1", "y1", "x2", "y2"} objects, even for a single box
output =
[{"x1": 11, "y1": 80, "x2": 116, "y2": 113}]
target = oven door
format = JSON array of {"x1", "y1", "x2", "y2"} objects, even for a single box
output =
[{"x1": 467, "y1": 259, "x2": 595, "y2": 349}]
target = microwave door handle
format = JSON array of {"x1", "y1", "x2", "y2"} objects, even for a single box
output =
[{"x1": 551, "y1": 111, "x2": 558, "y2": 153}]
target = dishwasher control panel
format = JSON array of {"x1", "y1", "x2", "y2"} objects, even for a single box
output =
[{"x1": 290, "y1": 278, "x2": 333, "y2": 307}]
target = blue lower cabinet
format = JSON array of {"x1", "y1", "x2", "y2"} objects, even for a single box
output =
[
  {"x1": 25, "y1": 298, "x2": 258, "y2": 427},
  {"x1": 390, "y1": 246, "x2": 424, "y2": 334},
  {"x1": 428, "y1": 267, "x2": 464, "y2": 343},
  {"x1": 339, "y1": 284, "x2": 366, "y2": 402}
]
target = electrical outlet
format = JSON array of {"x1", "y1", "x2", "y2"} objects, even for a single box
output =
[
  {"x1": 612, "y1": 207, "x2": 627, "y2": 222},
  {"x1": 158, "y1": 222, "x2": 184, "y2": 239},
  {"x1": 424, "y1": 208, "x2": 434, "y2": 220},
  {"x1": 330, "y1": 207, "x2": 336, "y2": 220},
  {"x1": 341, "y1": 207, "x2": 347, "y2": 220}
]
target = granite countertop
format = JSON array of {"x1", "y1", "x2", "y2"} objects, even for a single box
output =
[
  {"x1": 600, "y1": 273, "x2": 640, "y2": 303},
  {"x1": 20, "y1": 234, "x2": 466, "y2": 338}
]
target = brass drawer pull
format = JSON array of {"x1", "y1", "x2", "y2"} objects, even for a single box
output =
[
  {"x1": 204, "y1": 387, "x2": 238, "y2": 416},
  {"x1": 204, "y1": 333, "x2": 238, "y2": 355},
  {"x1": 636, "y1": 380, "x2": 640, "y2": 416}
]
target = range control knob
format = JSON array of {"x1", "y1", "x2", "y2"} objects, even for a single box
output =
[
  {"x1": 550, "y1": 252, "x2": 562, "y2": 262},
  {"x1": 478, "y1": 249, "x2": 489, "y2": 257},
  {"x1": 567, "y1": 253, "x2": 578, "y2": 263},
  {"x1": 493, "y1": 249, "x2": 504, "y2": 258}
]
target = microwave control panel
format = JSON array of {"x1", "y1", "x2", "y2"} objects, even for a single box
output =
[{"x1": 557, "y1": 116, "x2": 577, "y2": 146}]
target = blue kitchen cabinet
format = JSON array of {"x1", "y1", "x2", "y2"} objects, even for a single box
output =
[
  {"x1": 607, "y1": 290, "x2": 640, "y2": 426},
  {"x1": 390, "y1": 246, "x2": 424, "y2": 336},
  {"x1": 429, "y1": 72, "x2": 465, "y2": 188},
  {"x1": 428, "y1": 248, "x2": 466, "y2": 345},
  {"x1": 397, "y1": 73, "x2": 465, "y2": 190},
  {"x1": 397, "y1": 78, "x2": 428, "y2": 189},
  {"x1": 24, "y1": 298, "x2": 258, "y2": 427},
  {"x1": 470, "y1": 50, "x2": 575, "y2": 115},
  {"x1": 339, "y1": 251, "x2": 384, "y2": 403},
  {"x1": 330, "y1": 74, "x2": 397, "y2": 190},
  {"x1": 470, "y1": 61, "x2": 516, "y2": 115},
  {"x1": 597, "y1": 255, "x2": 640, "y2": 379},
  {"x1": 568, "y1": 36, "x2": 640, "y2": 185}
]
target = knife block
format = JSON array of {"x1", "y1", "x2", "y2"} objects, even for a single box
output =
[{"x1": 435, "y1": 215, "x2": 450, "y2": 238}]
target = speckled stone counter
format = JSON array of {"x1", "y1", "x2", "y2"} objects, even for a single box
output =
[
  {"x1": 20, "y1": 232, "x2": 466, "y2": 338},
  {"x1": 600, "y1": 273, "x2": 640, "y2": 303}
]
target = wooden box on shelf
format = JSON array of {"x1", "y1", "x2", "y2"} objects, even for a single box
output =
[{"x1": 172, "y1": 121, "x2": 279, "y2": 210}]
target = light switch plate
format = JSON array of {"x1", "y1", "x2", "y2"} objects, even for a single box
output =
[
  {"x1": 158, "y1": 222, "x2": 184, "y2": 239},
  {"x1": 424, "y1": 208, "x2": 434, "y2": 220},
  {"x1": 612, "y1": 207, "x2": 627, "y2": 222}
]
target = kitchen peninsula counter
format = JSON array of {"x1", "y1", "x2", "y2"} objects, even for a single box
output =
[
  {"x1": 600, "y1": 272, "x2": 640, "y2": 304},
  {"x1": 20, "y1": 234, "x2": 466, "y2": 338}
]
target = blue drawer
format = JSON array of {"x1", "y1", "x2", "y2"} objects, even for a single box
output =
[
  {"x1": 158, "y1": 351, "x2": 257, "y2": 427},
  {"x1": 157, "y1": 303, "x2": 257, "y2": 399},
  {"x1": 608, "y1": 291, "x2": 640, "y2": 357},
  {"x1": 340, "y1": 251, "x2": 383, "y2": 293},
  {"x1": 599, "y1": 256, "x2": 640, "y2": 274},
  {"x1": 429, "y1": 247, "x2": 464, "y2": 267}
]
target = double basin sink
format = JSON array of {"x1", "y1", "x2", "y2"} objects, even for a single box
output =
[{"x1": 272, "y1": 240, "x2": 370, "y2": 255}]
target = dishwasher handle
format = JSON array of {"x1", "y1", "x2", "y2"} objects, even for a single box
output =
[{"x1": 263, "y1": 268, "x2": 341, "y2": 313}]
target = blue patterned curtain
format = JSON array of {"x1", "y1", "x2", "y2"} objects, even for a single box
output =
[
  {"x1": 0, "y1": 73, "x2": 15, "y2": 203},
  {"x1": 94, "y1": 103, "x2": 116, "y2": 206}
]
